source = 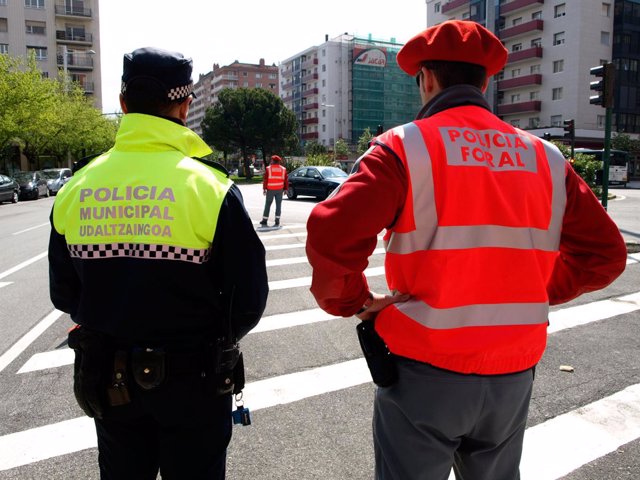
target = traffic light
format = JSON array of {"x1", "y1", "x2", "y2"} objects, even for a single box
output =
[
  {"x1": 589, "y1": 63, "x2": 615, "y2": 108},
  {"x1": 563, "y1": 119, "x2": 575, "y2": 140}
]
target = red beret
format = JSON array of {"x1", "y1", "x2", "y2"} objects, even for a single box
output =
[
  {"x1": 397, "y1": 20, "x2": 508, "y2": 77},
  {"x1": 271, "y1": 155, "x2": 282, "y2": 163}
]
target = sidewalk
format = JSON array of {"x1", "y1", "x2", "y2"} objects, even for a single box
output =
[{"x1": 627, "y1": 180, "x2": 640, "y2": 189}]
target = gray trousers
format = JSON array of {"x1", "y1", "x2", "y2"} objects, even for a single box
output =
[
  {"x1": 262, "y1": 190, "x2": 283, "y2": 220},
  {"x1": 373, "y1": 357, "x2": 534, "y2": 480}
]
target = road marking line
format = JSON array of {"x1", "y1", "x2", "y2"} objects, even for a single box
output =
[
  {"x1": 0, "y1": 282, "x2": 13, "y2": 289},
  {"x1": 627, "y1": 253, "x2": 640, "y2": 264},
  {"x1": 268, "y1": 266, "x2": 385, "y2": 290},
  {"x1": 0, "y1": 251, "x2": 47, "y2": 281},
  {"x1": 259, "y1": 232, "x2": 308, "y2": 240},
  {"x1": 12, "y1": 222, "x2": 50, "y2": 236},
  {"x1": 17, "y1": 349, "x2": 74, "y2": 374},
  {"x1": 264, "y1": 235, "x2": 383, "y2": 252},
  {"x1": 250, "y1": 309, "x2": 339, "y2": 334},
  {"x1": 548, "y1": 291, "x2": 640, "y2": 334},
  {"x1": 520, "y1": 383, "x2": 640, "y2": 480},
  {"x1": 0, "y1": 310, "x2": 64, "y2": 373},
  {"x1": 2, "y1": 372, "x2": 639, "y2": 474},
  {"x1": 16, "y1": 292, "x2": 640, "y2": 374},
  {"x1": 266, "y1": 248, "x2": 384, "y2": 267}
]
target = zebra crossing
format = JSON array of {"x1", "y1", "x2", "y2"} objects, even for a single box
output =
[{"x1": 0, "y1": 223, "x2": 639, "y2": 479}]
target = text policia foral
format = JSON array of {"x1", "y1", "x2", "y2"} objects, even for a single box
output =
[{"x1": 77, "y1": 186, "x2": 175, "y2": 238}]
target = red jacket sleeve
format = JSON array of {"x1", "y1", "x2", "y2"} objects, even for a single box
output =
[
  {"x1": 306, "y1": 145, "x2": 406, "y2": 316},
  {"x1": 262, "y1": 167, "x2": 269, "y2": 190},
  {"x1": 547, "y1": 165, "x2": 627, "y2": 305}
]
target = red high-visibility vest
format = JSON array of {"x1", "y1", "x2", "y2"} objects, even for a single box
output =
[
  {"x1": 375, "y1": 106, "x2": 568, "y2": 374},
  {"x1": 266, "y1": 164, "x2": 286, "y2": 190}
]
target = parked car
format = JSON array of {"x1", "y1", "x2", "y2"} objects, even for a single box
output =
[
  {"x1": 41, "y1": 168, "x2": 72, "y2": 195},
  {"x1": 286, "y1": 166, "x2": 348, "y2": 200},
  {"x1": 0, "y1": 174, "x2": 20, "y2": 204},
  {"x1": 13, "y1": 171, "x2": 49, "y2": 200}
]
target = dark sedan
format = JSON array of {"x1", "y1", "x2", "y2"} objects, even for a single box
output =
[
  {"x1": 286, "y1": 166, "x2": 348, "y2": 200},
  {"x1": 14, "y1": 171, "x2": 49, "y2": 200},
  {"x1": 0, "y1": 175, "x2": 20, "y2": 204}
]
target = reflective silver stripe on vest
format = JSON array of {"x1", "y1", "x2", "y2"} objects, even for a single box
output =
[
  {"x1": 386, "y1": 123, "x2": 567, "y2": 254},
  {"x1": 396, "y1": 298, "x2": 550, "y2": 329}
]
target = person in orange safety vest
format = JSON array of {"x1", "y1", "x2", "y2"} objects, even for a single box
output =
[
  {"x1": 305, "y1": 20, "x2": 627, "y2": 480},
  {"x1": 260, "y1": 155, "x2": 288, "y2": 227}
]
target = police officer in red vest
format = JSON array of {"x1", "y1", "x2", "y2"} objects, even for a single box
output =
[
  {"x1": 260, "y1": 154, "x2": 288, "y2": 227},
  {"x1": 306, "y1": 21, "x2": 627, "y2": 479}
]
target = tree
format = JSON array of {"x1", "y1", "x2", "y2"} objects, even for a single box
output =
[
  {"x1": 357, "y1": 127, "x2": 375, "y2": 156},
  {"x1": 304, "y1": 141, "x2": 327, "y2": 156},
  {"x1": 612, "y1": 132, "x2": 640, "y2": 154},
  {"x1": 334, "y1": 138, "x2": 350, "y2": 159},
  {"x1": 552, "y1": 141, "x2": 601, "y2": 195},
  {"x1": 201, "y1": 88, "x2": 298, "y2": 177}
]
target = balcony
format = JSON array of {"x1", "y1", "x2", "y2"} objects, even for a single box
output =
[
  {"x1": 442, "y1": 0, "x2": 469, "y2": 14},
  {"x1": 497, "y1": 73, "x2": 542, "y2": 90},
  {"x1": 303, "y1": 117, "x2": 319, "y2": 125},
  {"x1": 57, "y1": 53, "x2": 94, "y2": 70},
  {"x1": 55, "y1": 4, "x2": 92, "y2": 17},
  {"x1": 507, "y1": 46, "x2": 543, "y2": 64},
  {"x1": 301, "y1": 132, "x2": 319, "y2": 140},
  {"x1": 500, "y1": 19, "x2": 543, "y2": 40},
  {"x1": 500, "y1": 0, "x2": 544, "y2": 15},
  {"x1": 497, "y1": 100, "x2": 541, "y2": 115},
  {"x1": 303, "y1": 102, "x2": 319, "y2": 110},
  {"x1": 302, "y1": 88, "x2": 319, "y2": 97},
  {"x1": 301, "y1": 58, "x2": 319, "y2": 69},
  {"x1": 56, "y1": 30, "x2": 92, "y2": 44},
  {"x1": 302, "y1": 73, "x2": 318, "y2": 82}
]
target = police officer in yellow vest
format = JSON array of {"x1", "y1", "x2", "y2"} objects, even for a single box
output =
[{"x1": 48, "y1": 47, "x2": 268, "y2": 480}]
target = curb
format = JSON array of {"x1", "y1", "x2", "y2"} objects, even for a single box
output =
[{"x1": 627, "y1": 242, "x2": 640, "y2": 254}]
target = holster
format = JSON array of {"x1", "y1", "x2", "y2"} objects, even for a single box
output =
[
  {"x1": 131, "y1": 347, "x2": 166, "y2": 390},
  {"x1": 356, "y1": 320, "x2": 398, "y2": 387},
  {"x1": 212, "y1": 341, "x2": 244, "y2": 396},
  {"x1": 67, "y1": 325, "x2": 110, "y2": 419}
]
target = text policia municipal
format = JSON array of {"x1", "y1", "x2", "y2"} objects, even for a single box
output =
[{"x1": 78, "y1": 186, "x2": 175, "y2": 238}]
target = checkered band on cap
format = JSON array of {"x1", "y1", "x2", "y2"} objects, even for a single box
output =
[
  {"x1": 68, "y1": 243, "x2": 210, "y2": 264},
  {"x1": 167, "y1": 83, "x2": 193, "y2": 100}
]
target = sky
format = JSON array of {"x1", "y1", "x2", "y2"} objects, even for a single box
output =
[{"x1": 98, "y1": 0, "x2": 428, "y2": 114}]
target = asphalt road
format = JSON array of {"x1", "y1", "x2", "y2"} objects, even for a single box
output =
[{"x1": 0, "y1": 184, "x2": 638, "y2": 479}]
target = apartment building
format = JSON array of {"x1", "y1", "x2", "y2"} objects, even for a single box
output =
[
  {"x1": 0, "y1": 0, "x2": 102, "y2": 109},
  {"x1": 428, "y1": 0, "x2": 640, "y2": 178},
  {"x1": 279, "y1": 33, "x2": 420, "y2": 150},
  {"x1": 187, "y1": 58, "x2": 279, "y2": 136}
]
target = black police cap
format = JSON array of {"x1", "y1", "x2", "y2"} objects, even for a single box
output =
[{"x1": 121, "y1": 47, "x2": 196, "y2": 101}]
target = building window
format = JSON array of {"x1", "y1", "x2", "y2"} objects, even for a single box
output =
[
  {"x1": 0, "y1": 0, "x2": 6, "y2": 5},
  {"x1": 256, "y1": 83, "x2": 262, "y2": 87},
  {"x1": 27, "y1": 45, "x2": 47, "y2": 60},
  {"x1": 511, "y1": 68, "x2": 521, "y2": 78},
  {"x1": 553, "y1": 32, "x2": 565, "y2": 46},
  {"x1": 602, "y1": 3, "x2": 610, "y2": 17},
  {"x1": 511, "y1": 119, "x2": 521, "y2": 127},
  {"x1": 512, "y1": 43, "x2": 522, "y2": 52},
  {"x1": 322, "y1": 64, "x2": 326, "y2": 72},
  {"x1": 530, "y1": 91, "x2": 539, "y2": 100},
  {"x1": 551, "y1": 115, "x2": 562, "y2": 127},
  {"x1": 553, "y1": 60, "x2": 564, "y2": 73},
  {"x1": 256, "y1": 73, "x2": 262, "y2": 78},
  {"x1": 0, "y1": 17, "x2": 7, "y2": 32},
  {"x1": 597, "y1": 115, "x2": 605, "y2": 129},
  {"x1": 512, "y1": 17, "x2": 522, "y2": 26},
  {"x1": 552, "y1": 87, "x2": 563, "y2": 100},
  {"x1": 0, "y1": 43, "x2": 8, "y2": 54},
  {"x1": 511, "y1": 94, "x2": 520, "y2": 103},
  {"x1": 496, "y1": 71, "x2": 504, "y2": 81},
  {"x1": 25, "y1": 21, "x2": 46, "y2": 35},
  {"x1": 532, "y1": 11, "x2": 542, "y2": 20},
  {"x1": 529, "y1": 117, "x2": 540, "y2": 128},
  {"x1": 530, "y1": 64, "x2": 541, "y2": 74},
  {"x1": 434, "y1": 2, "x2": 441, "y2": 13},
  {"x1": 322, "y1": 79, "x2": 326, "y2": 87},
  {"x1": 269, "y1": 73, "x2": 277, "y2": 79},
  {"x1": 554, "y1": 4, "x2": 566, "y2": 17},
  {"x1": 601, "y1": 31, "x2": 610, "y2": 45},
  {"x1": 25, "y1": 0, "x2": 44, "y2": 7},
  {"x1": 531, "y1": 38, "x2": 542, "y2": 48}
]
